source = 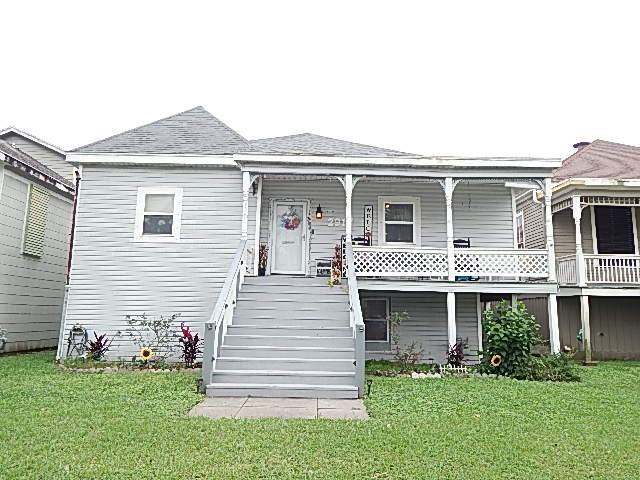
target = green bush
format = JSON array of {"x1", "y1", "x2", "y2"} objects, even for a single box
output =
[
  {"x1": 525, "y1": 353, "x2": 581, "y2": 382},
  {"x1": 480, "y1": 300, "x2": 540, "y2": 379}
]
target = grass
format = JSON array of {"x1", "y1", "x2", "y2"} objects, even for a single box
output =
[{"x1": 1, "y1": 353, "x2": 639, "y2": 479}]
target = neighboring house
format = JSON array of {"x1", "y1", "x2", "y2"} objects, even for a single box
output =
[
  {"x1": 60, "y1": 106, "x2": 562, "y2": 398},
  {"x1": 0, "y1": 133, "x2": 74, "y2": 352},
  {"x1": 518, "y1": 140, "x2": 640, "y2": 361}
]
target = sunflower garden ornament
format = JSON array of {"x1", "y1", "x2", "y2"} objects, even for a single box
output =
[
  {"x1": 490, "y1": 354, "x2": 503, "y2": 368},
  {"x1": 140, "y1": 346, "x2": 154, "y2": 362}
]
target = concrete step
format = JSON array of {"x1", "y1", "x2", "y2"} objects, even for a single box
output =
[
  {"x1": 240, "y1": 283, "x2": 347, "y2": 294},
  {"x1": 215, "y1": 357, "x2": 355, "y2": 371},
  {"x1": 242, "y1": 276, "x2": 335, "y2": 287},
  {"x1": 226, "y1": 325, "x2": 352, "y2": 337},
  {"x1": 235, "y1": 301, "x2": 349, "y2": 313},
  {"x1": 206, "y1": 383, "x2": 358, "y2": 399},
  {"x1": 223, "y1": 334, "x2": 353, "y2": 348},
  {"x1": 219, "y1": 345, "x2": 354, "y2": 359},
  {"x1": 232, "y1": 316, "x2": 349, "y2": 327},
  {"x1": 212, "y1": 370, "x2": 356, "y2": 386}
]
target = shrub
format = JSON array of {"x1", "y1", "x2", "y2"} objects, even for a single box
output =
[
  {"x1": 525, "y1": 353, "x2": 581, "y2": 382},
  {"x1": 389, "y1": 311, "x2": 424, "y2": 372},
  {"x1": 125, "y1": 313, "x2": 181, "y2": 360},
  {"x1": 86, "y1": 333, "x2": 112, "y2": 360},
  {"x1": 480, "y1": 300, "x2": 540, "y2": 379}
]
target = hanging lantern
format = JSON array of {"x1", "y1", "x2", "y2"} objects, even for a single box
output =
[{"x1": 315, "y1": 204, "x2": 323, "y2": 219}]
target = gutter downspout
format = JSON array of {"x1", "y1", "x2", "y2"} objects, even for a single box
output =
[{"x1": 66, "y1": 169, "x2": 81, "y2": 284}]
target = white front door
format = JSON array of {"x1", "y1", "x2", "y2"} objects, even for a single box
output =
[{"x1": 271, "y1": 201, "x2": 307, "y2": 274}]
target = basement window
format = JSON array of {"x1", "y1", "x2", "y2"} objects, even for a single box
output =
[
  {"x1": 361, "y1": 297, "x2": 389, "y2": 342},
  {"x1": 135, "y1": 187, "x2": 183, "y2": 241}
]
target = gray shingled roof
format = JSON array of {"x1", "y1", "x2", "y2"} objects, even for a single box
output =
[
  {"x1": 73, "y1": 106, "x2": 250, "y2": 155},
  {"x1": 247, "y1": 133, "x2": 416, "y2": 157},
  {"x1": 554, "y1": 140, "x2": 640, "y2": 180},
  {"x1": 73, "y1": 107, "x2": 417, "y2": 158},
  {"x1": 0, "y1": 140, "x2": 74, "y2": 189}
]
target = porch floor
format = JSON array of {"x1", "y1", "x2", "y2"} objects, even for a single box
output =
[{"x1": 188, "y1": 396, "x2": 368, "y2": 420}]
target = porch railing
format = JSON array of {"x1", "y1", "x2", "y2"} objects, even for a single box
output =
[
  {"x1": 352, "y1": 246, "x2": 549, "y2": 280},
  {"x1": 585, "y1": 254, "x2": 640, "y2": 284},
  {"x1": 556, "y1": 255, "x2": 578, "y2": 285},
  {"x1": 344, "y1": 241, "x2": 365, "y2": 397},
  {"x1": 201, "y1": 239, "x2": 248, "y2": 392}
]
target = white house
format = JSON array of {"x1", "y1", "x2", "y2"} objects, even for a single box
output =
[
  {"x1": 60, "y1": 106, "x2": 562, "y2": 397},
  {"x1": 0, "y1": 130, "x2": 74, "y2": 352}
]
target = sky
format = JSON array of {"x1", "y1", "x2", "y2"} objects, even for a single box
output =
[{"x1": 1, "y1": 1, "x2": 639, "y2": 159}]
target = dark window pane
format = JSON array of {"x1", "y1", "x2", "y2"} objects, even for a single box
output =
[
  {"x1": 363, "y1": 299, "x2": 387, "y2": 319},
  {"x1": 385, "y1": 203, "x2": 413, "y2": 222},
  {"x1": 385, "y1": 223, "x2": 413, "y2": 243},
  {"x1": 143, "y1": 215, "x2": 173, "y2": 234},
  {"x1": 365, "y1": 320, "x2": 388, "y2": 341}
]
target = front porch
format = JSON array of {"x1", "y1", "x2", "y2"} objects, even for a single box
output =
[{"x1": 242, "y1": 172, "x2": 557, "y2": 285}]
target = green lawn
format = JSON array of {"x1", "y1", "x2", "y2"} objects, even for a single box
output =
[{"x1": 1, "y1": 353, "x2": 638, "y2": 479}]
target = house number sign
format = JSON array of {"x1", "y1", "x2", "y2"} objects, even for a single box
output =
[
  {"x1": 327, "y1": 217, "x2": 346, "y2": 227},
  {"x1": 364, "y1": 205, "x2": 373, "y2": 236}
]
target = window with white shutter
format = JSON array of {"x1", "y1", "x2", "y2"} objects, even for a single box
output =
[{"x1": 22, "y1": 184, "x2": 49, "y2": 257}]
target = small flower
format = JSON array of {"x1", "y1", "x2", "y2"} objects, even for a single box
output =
[
  {"x1": 140, "y1": 347, "x2": 153, "y2": 361},
  {"x1": 490, "y1": 354, "x2": 502, "y2": 367}
]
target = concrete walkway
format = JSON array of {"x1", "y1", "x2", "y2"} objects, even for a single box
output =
[{"x1": 189, "y1": 397, "x2": 368, "y2": 420}]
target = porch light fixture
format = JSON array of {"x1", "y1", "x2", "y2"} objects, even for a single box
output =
[{"x1": 315, "y1": 204, "x2": 323, "y2": 219}]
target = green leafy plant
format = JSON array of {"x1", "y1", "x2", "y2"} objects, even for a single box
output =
[
  {"x1": 125, "y1": 313, "x2": 181, "y2": 360},
  {"x1": 525, "y1": 353, "x2": 581, "y2": 382},
  {"x1": 389, "y1": 311, "x2": 424, "y2": 372},
  {"x1": 86, "y1": 333, "x2": 112, "y2": 360},
  {"x1": 480, "y1": 300, "x2": 539, "y2": 379}
]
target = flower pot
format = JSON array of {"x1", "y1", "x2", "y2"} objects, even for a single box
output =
[{"x1": 258, "y1": 267, "x2": 266, "y2": 276}]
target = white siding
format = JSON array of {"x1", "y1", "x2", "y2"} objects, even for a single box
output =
[
  {"x1": 361, "y1": 291, "x2": 479, "y2": 363},
  {"x1": 0, "y1": 133, "x2": 72, "y2": 180},
  {"x1": 516, "y1": 192, "x2": 546, "y2": 249},
  {"x1": 0, "y1": 170, "x2": 73, "y2": 352},
  {"x1": 62, "y1": 165, "x2": 243, "y2": 359}
]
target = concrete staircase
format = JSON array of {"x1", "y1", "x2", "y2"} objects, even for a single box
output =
[{"x1": 206, "y1": 276, "x2": 358, "y2": 398}]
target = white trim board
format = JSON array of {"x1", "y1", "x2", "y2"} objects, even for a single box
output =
[
  {"x1": 558, "y1": 286, "x2": 640, "y2": 297},
  {"x1": 67, "y1": 152, "x2": 236, "y2": 167},
  {"x1": 358, "y1": 280, "x2": 558, "y2": 294}
]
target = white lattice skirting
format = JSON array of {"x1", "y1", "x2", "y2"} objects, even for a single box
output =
[
  {"x1": 353, "y1": 247, "x2": 448, "y2": 277},
  {"x1": 454, "y1": 250, "x2": 549, "y2": 277}
]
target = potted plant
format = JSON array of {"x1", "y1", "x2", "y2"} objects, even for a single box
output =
[{"x1": 258, "y1": 243, "x2": 268, "y2": 276}]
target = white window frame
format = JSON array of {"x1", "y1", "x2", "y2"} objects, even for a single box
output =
[
  {"x1": 516, "y1": 210, "x2": 525, "y2": 249},
  {"x1": 134, "y1": 187, "x2": 183, "y2": 242},
  {"x1": 362, "y1": 297, "x2": 390, "y2": 343},
  {"x1": 378, "y1": 196, "x2": 421, "y2": 247}
]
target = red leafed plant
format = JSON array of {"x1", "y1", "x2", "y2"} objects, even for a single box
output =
[
  {"x1": 179, "y1": 323, "x2": 203, "y2": 368},
  {"x1": 86, "y1": 332, "x2": 112, "y2": 360}
]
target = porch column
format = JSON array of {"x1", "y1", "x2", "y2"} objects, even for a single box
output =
[
  {"x1": 544, "y1": 178, "x2": 556, "y2": 282},
  {"x1": 241, "y1": 171, "x2": 251, "y2": 239},
  {"x1": 252, "y1": 175, "x2": 263, "y2": 275},
  {"x1": 548, "y1": 293, "x2": 560, "y2": 353},
  {"x1": 580, "y1": 295, "x2": 593, "y2": 363},
  {"x1": 444, "y1": 177, "x2": 455, "y2": 281},
  {"x1": 345, "y1": 174, "x2": 353, "y2": 243},
  {"x1": 447, "y1": 291, "x2": 456, "y2": 348},
  {"x1": 572, "y1": 196, "x2": 587, "y2": 287}
]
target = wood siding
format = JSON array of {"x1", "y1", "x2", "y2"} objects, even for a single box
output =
[
  {"x1": 0, "y1": 170, "x2": 73, "y2": 352},
  {"x1": 0, "y1": 133, "x2": 71, "y2": 180},
  {"x1": 552, "y1": 208, "x2": 594, "y2": 257},
  {"x1": 257, "y1": 178, "x2": 516, "y2": 272},
  {"x1": 361, "y1": 291, "x2": 480, "y2": 363},
  {"x1": 62, "y1": 165, "x2": 244, "y2": 359},
  {"x1": 517, "y1": 193, "x2": 546, "y2": 249}
]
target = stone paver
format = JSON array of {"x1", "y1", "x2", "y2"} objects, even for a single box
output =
[{"x1": 188, "y1": 397, "x2": 367, "y2": 420}]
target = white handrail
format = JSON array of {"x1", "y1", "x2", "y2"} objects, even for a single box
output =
[
  {"x1": 344, "y1": 242, "x2": 365, "y2": 397},
  {"x1": 200, "y1": 239, "x2": 248, "y2": 392}
]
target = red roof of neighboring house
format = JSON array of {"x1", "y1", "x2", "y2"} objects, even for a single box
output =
[{"x1": 554, "y1": 139, "x2": 640, "y2": 180}]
